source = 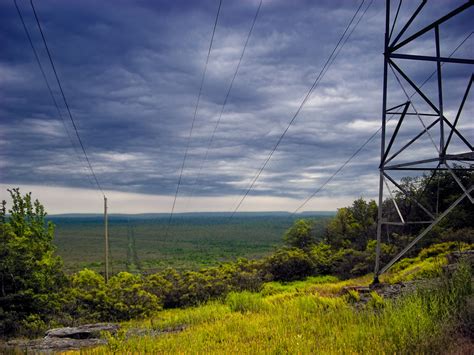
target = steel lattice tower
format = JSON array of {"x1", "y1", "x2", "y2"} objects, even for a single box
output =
[{"x1": 374, "y1": 0, "x2": 473, "y2": 282}]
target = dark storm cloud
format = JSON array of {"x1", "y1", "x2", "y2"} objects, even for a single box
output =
[{"x1": 0, "y1": 0, "x2": 472, "y2": 208}]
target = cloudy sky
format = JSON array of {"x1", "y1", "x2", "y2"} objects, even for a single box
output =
[{"x1": 0, "y1": 0, "x2": 472, "y2": 213}]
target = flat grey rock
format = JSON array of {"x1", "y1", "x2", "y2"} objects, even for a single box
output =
[
  {"x1": 2, "y1": 323, "x2": 119, "y2": 353},
  {"x1": 45, "y1": 323, "x2": 119, "y2": 339}
]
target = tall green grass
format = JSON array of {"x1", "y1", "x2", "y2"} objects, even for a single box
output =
[{"x1": 77, "y1": 261, "x2": 471, "y2": 354}]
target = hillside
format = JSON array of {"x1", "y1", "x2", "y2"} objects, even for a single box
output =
[
  {"x1": 4, "y1": 248, "x2": 472, "y2": 353},
  {"x1": 77, "y1": 249, "x2": 474, "y2": 354}
]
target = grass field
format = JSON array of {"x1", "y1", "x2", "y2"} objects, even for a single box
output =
[
  {"x1": 72, "y1": 260, "x2": 472, "y2": 354},
  {"x1": 50, "y1": 213, "x2": 333, "y2": 274}
]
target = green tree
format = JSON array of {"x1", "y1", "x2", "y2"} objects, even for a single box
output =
[
  {"x1": 309, "y1": 242, "x2": 333, "y2": 274},
  {"x1": 348, "y1": 198, "x2": 378, "y2": 248},
  {"x1": 326, "y1": 199, "x2": 377, "y2": 250},
  {"x1": 326, "y1": 207, "x2": 355, "y2": 248},
  {"x1": 283, "y1": 219, "x2": 318, "y2": 250},
  {"x1": 0, "y1": 188, "x2": 66, "y2": 336}
]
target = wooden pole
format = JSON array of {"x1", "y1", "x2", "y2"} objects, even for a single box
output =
[{"x1": 104, "y1": 196, "x2": 109, "y2": 282}]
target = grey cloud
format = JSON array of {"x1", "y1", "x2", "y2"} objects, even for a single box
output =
[{"x1": 1, "y1": 0, "x2": 472, "y2": 209}]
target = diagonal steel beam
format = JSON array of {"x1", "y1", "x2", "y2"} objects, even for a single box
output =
[
  {"x1": 442, "y1": 116, "x2": 474, "y2": 151},
  {"x1": 443, "y1": 75, "x2": 473, "y2": 154},
  {"x1": 389, "y1": 60, "x2": 440, "y2": 114},
  {"x1": 382, "y1": 101, "x2": 410, "y2": 164},
  {"x1": 385, "y1": 118, "x2": 440, "y2": 165},
  {"x1": 389, "y1": 0, "x2": 427, "y2": 48},
  {"x1": 391, "y1": 1, "x2": 473, "y2": 52},
  {"x1": 379, "y1": 186, "x2": 474, "y2": 275},
  {"x1": 384, "y1": 172, "x2": 435, "y2": 219},
  {"x1": 444, "y1": 161, "x2": 474, "y2": 203},
  {"x1": 384, "y1": 176, "x2": 405, "y2": 224},
  {"x1": 386, "y1": 102, "x2": 409, "y2": 112}
]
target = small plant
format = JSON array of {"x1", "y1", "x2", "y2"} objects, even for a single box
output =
[
  {"x1": 105, "y1": 328, "x2": 127, "y2": 353},
  {"x1": 366, "y1": 291, "x2": 384, "y2": 310},
  {"x1": 345, "y1": 289, "x2": 361, "y2": 304}
]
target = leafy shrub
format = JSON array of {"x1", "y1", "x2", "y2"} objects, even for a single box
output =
[
  {"x1": 309, "y1": 242, "x2": 333, "y2": 274},
  {"x1": 440, "y1": 227, "x2": 474, "y2": 244},
  {"x1": 107, "y1": 272, "x2": 161, "y2": 320},
  {"x1": 67, "y1": 268, "x2": 108, "y2": 321},
  {"x1": 263, "y1": 248, "x2": 315, "y2": 282},
  {"x1": 389, "y1": 258, "x2": 446, "y2": 284},
  {"x1": 345, "y1": 290, "x2": 360, "y2": 304},
  {"x1": 366, "y1": 291, "x2": 384, "y2": 310},
  {"x1": 19, "y1": 314, "x2": 47, "y2": 338},
  {"x1": 331, "y1": 248, "x2": 366, "y2": 278}
]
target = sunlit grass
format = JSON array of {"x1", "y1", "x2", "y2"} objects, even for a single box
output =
[{"x1": 69, "y1": 261, "x2": 471, "y2": 354}]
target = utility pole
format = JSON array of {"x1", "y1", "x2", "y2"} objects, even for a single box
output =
[{"x1": 104, "y1": 195, "x2": 109, "y2": 282}]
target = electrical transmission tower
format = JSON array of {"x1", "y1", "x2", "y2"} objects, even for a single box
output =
[{"x1": 374, "y1": 0, "x2": 473, "y2": 282}]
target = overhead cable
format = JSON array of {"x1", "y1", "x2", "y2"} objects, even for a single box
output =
[
  {"x1": 30, "y1": 0, "x2": 105, "y2": 195},
  {"x1": 167, "y1": 0, "x2": 223, "y2": 228},
  {"x1": 185, "y1": 0, "x2": 263, "y2": 206},
  {"x1": 229, "y1": 0, "x2": 367, "y2": 218},
  {"x1": 13, "y1": 0, "x2": 97, "y2": 191},
  {"x1": 293, "y1": 31, "x2": 473, "y2": 214}
]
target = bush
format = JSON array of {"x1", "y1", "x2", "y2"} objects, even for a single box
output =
[
  {"x1": 331, "y1": 248, "x2": 366, "y2": 278},
  {"x1": 107, "y1": 272, "x2": 161, "y2": 320},
  {"x1": 263, "y1": 248, "x2": 315, "y2": 282},
  {"x1": 67, "y1": 268, "x2": 108, "y2": 322},
  {"x1": 366, "y1": 291, "x2": 384, "y2": 310},
  {"x1": 345, "y1": 290, "x2": 360, "y2": 304},
  {"x1": 309, "y1": 243, "x2": 333, "y2": 274},
  {"x1": 144, "y1": 260, "x2": 265, "y2": 309},
  {"x1": 440, "y1": 227, "x2": 474, "y2": 244}
]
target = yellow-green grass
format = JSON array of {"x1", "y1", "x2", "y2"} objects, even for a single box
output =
[
  {"x1": 381, "y1": 242, "x2": 473, "y2": 284},
  {"x1": 68, "y1": 263, "x2": 471, "y2": 354},
  {"x1": 75, "y1": 291, "x2": 456, "y2": 354},
  {"x1": 66, "y1": 244, "x2": 473, "y2": 354}
]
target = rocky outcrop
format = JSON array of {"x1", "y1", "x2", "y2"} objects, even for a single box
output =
[
  {"x1": 45, "y1": 323, "x2": 119, "y2": 339},
  {"x1": 3, "y1": 323, "x2": 119, "y2": 353}
]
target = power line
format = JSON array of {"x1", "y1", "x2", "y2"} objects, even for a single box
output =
[
  {"x1": 292, "y1": 31, "x2": 473, "y2": 214},
  {"x1": 29, "y1": 0, "x2": 104, "y2": 195},
  {"x1": 185, "y1": 0, "x2": 263, "y2": 207},
  {"x1": 167, "y1": 0, "x2": 223, "y2": 228},
  {"x1": 229, "y1": 0, "x2": 367, "y2": 218},
  {"x1": 325, "y1": 0, "x2": 375, "y2": 72},
  {"x1": 13, "y1": 0, "x2": 97, "y2": 191}
]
